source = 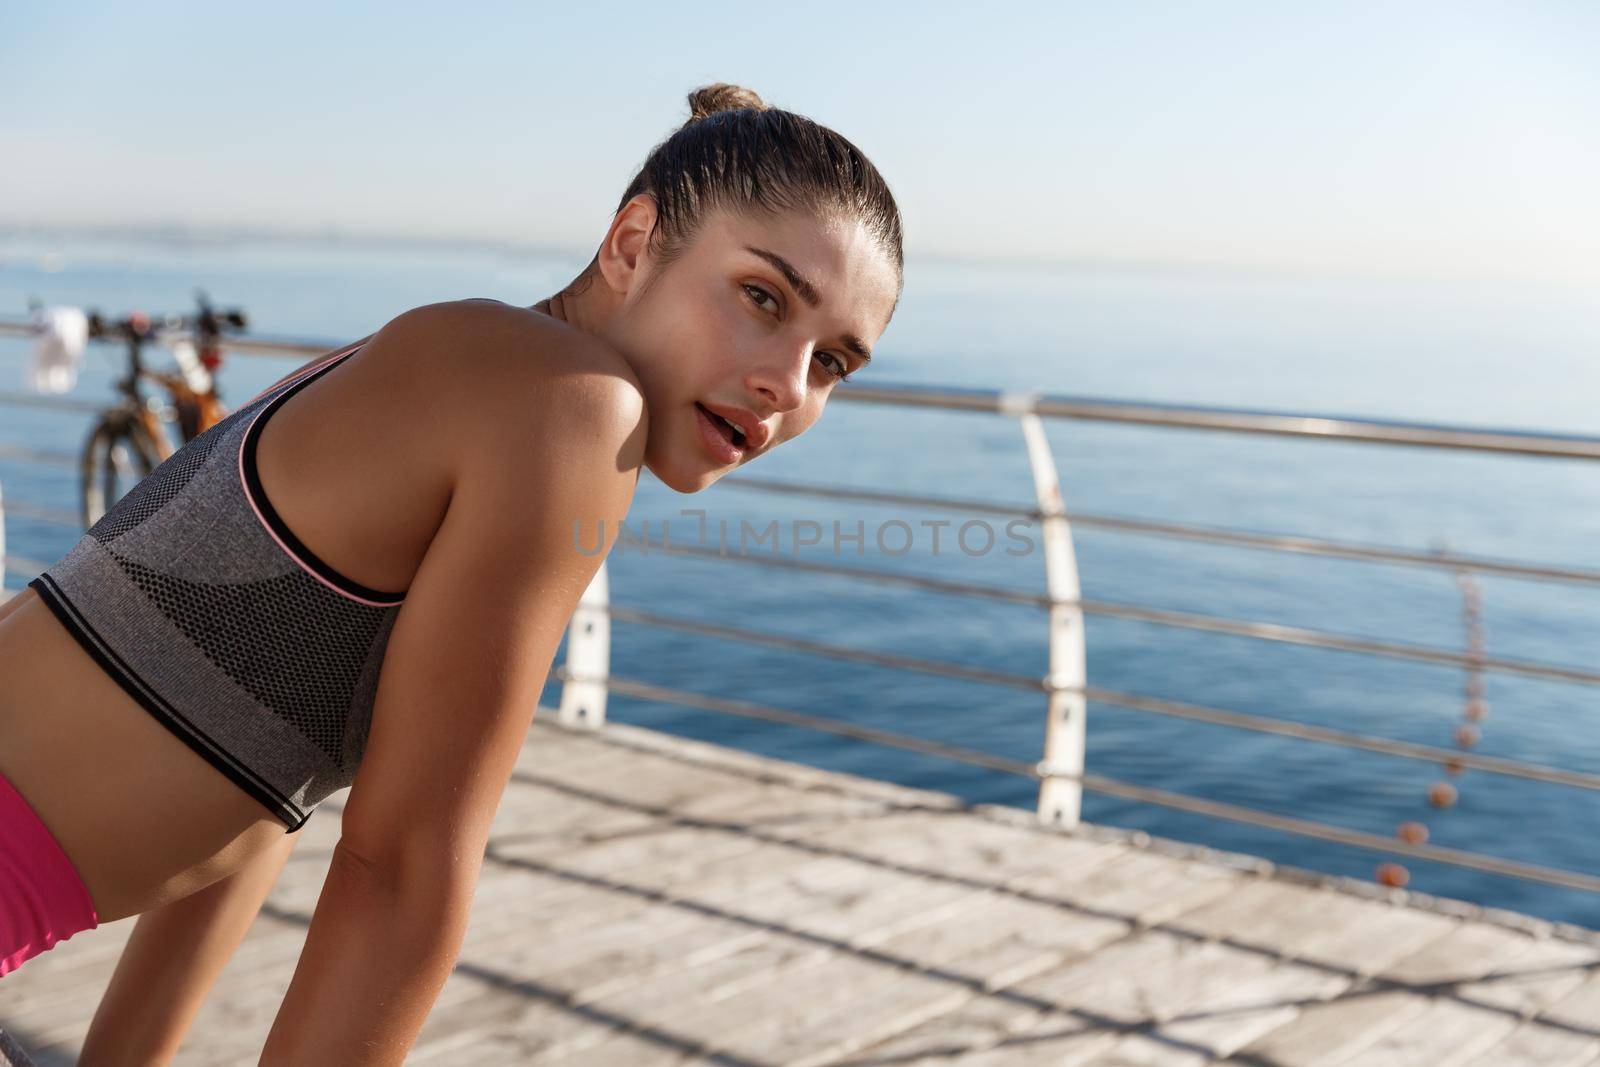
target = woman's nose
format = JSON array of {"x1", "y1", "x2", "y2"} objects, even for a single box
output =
[{"x1": 745, "y1": 340, "x2": 808, "y2": 414}]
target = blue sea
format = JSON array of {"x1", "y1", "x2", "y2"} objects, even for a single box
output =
[{"x1": 3, "y1": 234, "x2": 1598, "y2": 928}]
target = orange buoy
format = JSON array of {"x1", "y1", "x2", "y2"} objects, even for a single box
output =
[
  {"x1": 1464, "y1": 700, "x2": 1487, "y2": 722},
  {"x1": 1428, "y1": 781, "x2": 1458, "y2": 807},
  {"x1": 1397, "y1": 821, "x2": 1429, "y2": 845},
  {"x1": 1454, "y1": 724, "x2": 1480, "y2": 748},
  {"x1": 1376, "y1": 863, "x2": 1410, "y2": 887},
  {"x1": 1443, "y1": 758, "x2": 1466, "y2": 776}
]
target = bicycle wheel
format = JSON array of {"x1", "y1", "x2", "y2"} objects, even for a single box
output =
[{"x1": 80, "y1": 417, "x2": 157, "y2": 529}]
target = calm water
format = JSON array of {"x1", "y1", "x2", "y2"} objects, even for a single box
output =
[{"x1": 3, "y1": 234, "x2": 1598, "y2": 927}]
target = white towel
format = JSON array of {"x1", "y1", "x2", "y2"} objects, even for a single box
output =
[{"x1": 25, "y1": 305, "x2": 89, "y2": 395}]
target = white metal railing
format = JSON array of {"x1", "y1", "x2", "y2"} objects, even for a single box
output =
[
  {"x1": 4, "y1": 320, "x2": 1600, "y2": 897},
  {"x1": 543, "y1": 370, "x2": 1600, "y2": 895}
]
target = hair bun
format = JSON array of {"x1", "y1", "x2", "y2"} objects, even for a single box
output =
[{"x1": 685, "y1": 83, "x2": 767, "y2": 124}]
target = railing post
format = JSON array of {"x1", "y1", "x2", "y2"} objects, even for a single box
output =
[
  {"x1": 558, "y1": 559, "x2": 610, "y2": 729},
  {"x1": 1009, "y1": 404, "x2": 1087, "y2": 827}
]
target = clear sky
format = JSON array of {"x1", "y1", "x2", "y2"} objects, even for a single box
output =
[{"x1": 5, "y1": 1, "x2": 1598, "y2": 283}]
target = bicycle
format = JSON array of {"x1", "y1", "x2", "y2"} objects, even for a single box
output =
[{"x1": 68, "y1": 290, "x2": 248, "y2": 529}]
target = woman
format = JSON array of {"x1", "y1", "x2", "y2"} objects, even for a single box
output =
[{"x1": 0, "y1": 83, "x2": 903, "y2": 1063}]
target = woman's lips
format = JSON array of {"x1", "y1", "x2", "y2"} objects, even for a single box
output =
[{"x1": 694, "y1": 401, "x2": 745, "y2": 464}]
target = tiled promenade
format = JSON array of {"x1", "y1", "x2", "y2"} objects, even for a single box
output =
[{"x1": 3, "y1": 713, "x2": 1600, "y2": 1065}]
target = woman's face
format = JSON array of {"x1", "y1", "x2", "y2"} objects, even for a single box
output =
[{"x1": 605, "y1": 200, "x2": 900, "y2": 493}]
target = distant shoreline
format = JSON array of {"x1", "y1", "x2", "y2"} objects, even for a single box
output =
[
  {"x1": 0, "y1": 221, "x2": 586, "y2": 260},
  {"x1": 0, "y1": 221, "x2": 1590, "y2": 291}
]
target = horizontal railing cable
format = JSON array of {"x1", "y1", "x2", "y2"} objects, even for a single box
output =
[
  {"x1": 0, "y1": 391, "x2": 106, "y2": 414},
  {"x1": 600, "y1": 604, "x2": 1600, "y2": 791},
  {"x1": 1069, "y1": 512, "x2": 1600, "y2": 586},
  {"x1": 189, "y1": 334, "x2": 329, "y2": 357},
  {"x1": 1083, "y1": 599, "x2": 1600, "y2": 686},
  {"x1": 5, "y1": 317, "x2": 1600, "y2": 458},
  {"x1": 1084, "y1": 685, "x2": 1600, "y2": 792},
  {"x1": 0, "y1": 443, "x2": 77, "y2": 468},
  {"x1": 716, "y1": 475, "x2": 1600, "y2": 587},
  {"x1": 833, "y1": 383, "x2": 1600, "y2": 460},
  {"x1": 0, "y1": 499, "x2": 79, "y2": 527},
  {"x1": 0, "y1": 320, "x2": 331, "y2": 358},
  {"x1": 715, "y1": 475, "x2": 1036, "y2": 519},
  {"x1": 607, "y1": 605, "x2": 1042, "y2": 691},
  {"x1": 2, "y1": 554, "x2": 51, "y2": 578},
  {"x1": 611, "y1": 540, "x2": 1600, "y2": 686},
  {"x1": 1078, "y1": 772, "x2": 1600, "y2": 895},
  {"x1": 634, "y1": 537, "x2": 1050, "y2": 606},
  {"x1": 554, "y1": 667, "x2": 1037, "y2": 777},
  {"x1": 554, "y1": 668, "x2": 1600, "y2": 894}
]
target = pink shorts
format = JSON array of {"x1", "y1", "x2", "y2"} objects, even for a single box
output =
[{"x1": 0, "y1": 767, "x2": 99, "y2": 977}]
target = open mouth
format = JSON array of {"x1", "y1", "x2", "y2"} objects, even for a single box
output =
[{"x1": 696, "y1": 402, "x2": 747, "y2": 448}]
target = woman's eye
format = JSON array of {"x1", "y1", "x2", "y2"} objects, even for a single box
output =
[
  {"x1": 743, "y1": 284, "x2": 779, "y2": 314},
  {"x1": 816, "y1": 352, "x2": 851, "y2": 380}
]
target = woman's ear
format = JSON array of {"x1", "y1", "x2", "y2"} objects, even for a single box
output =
[{"x1": 597, "y1": 194, "x2": 660, "y2": 300}]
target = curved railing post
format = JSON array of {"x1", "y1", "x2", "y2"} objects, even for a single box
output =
[
  {"x1": 558, "y1": 559, "x2": 610, "y2": 729},
  {"x1": 1007, "y1": 401, "x2": 1087, "y2": 827}
]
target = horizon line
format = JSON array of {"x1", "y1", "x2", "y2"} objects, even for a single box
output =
[{"x1": 0, "y1": 219, "x2": 1592, "y2": 292}]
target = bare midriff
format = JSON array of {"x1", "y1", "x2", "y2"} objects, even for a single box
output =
[{"x1": 0, "y1": 333, "x2": 457, "y2": 924}]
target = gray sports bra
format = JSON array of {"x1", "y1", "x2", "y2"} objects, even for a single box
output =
[{"x1": 28, "y1": 341, "x2": 402, "y2": 831}]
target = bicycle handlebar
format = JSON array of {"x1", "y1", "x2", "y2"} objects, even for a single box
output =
[{"x1": 85, "y1": 305, "x2": 249, "y2": 343}]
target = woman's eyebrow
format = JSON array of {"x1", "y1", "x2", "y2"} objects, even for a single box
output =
[
  {"x1": 840, "y1": 335, "x2": 872, "y2": 365},
  {"x1": 743, "y1": 244, "x2": 872, "y2": 366},
  {"x1": 744, "y1": 245, "x2": 822, "y2": 308}
]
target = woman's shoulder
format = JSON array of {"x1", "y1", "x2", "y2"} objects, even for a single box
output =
[
  {"x1": 364, "y1": 296, "x2": 646, "y2": 447},
  {"x1": 389, "y1": 297, "x2": 641, "y2": 400}
]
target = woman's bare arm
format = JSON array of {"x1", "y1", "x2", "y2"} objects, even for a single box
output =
[
  {"x1": 77, "y1": 827, "x2": 302, "y2": 1064},
  {"x1": 257, "y1": 303, "x2": 646, "y2": 1064}
]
